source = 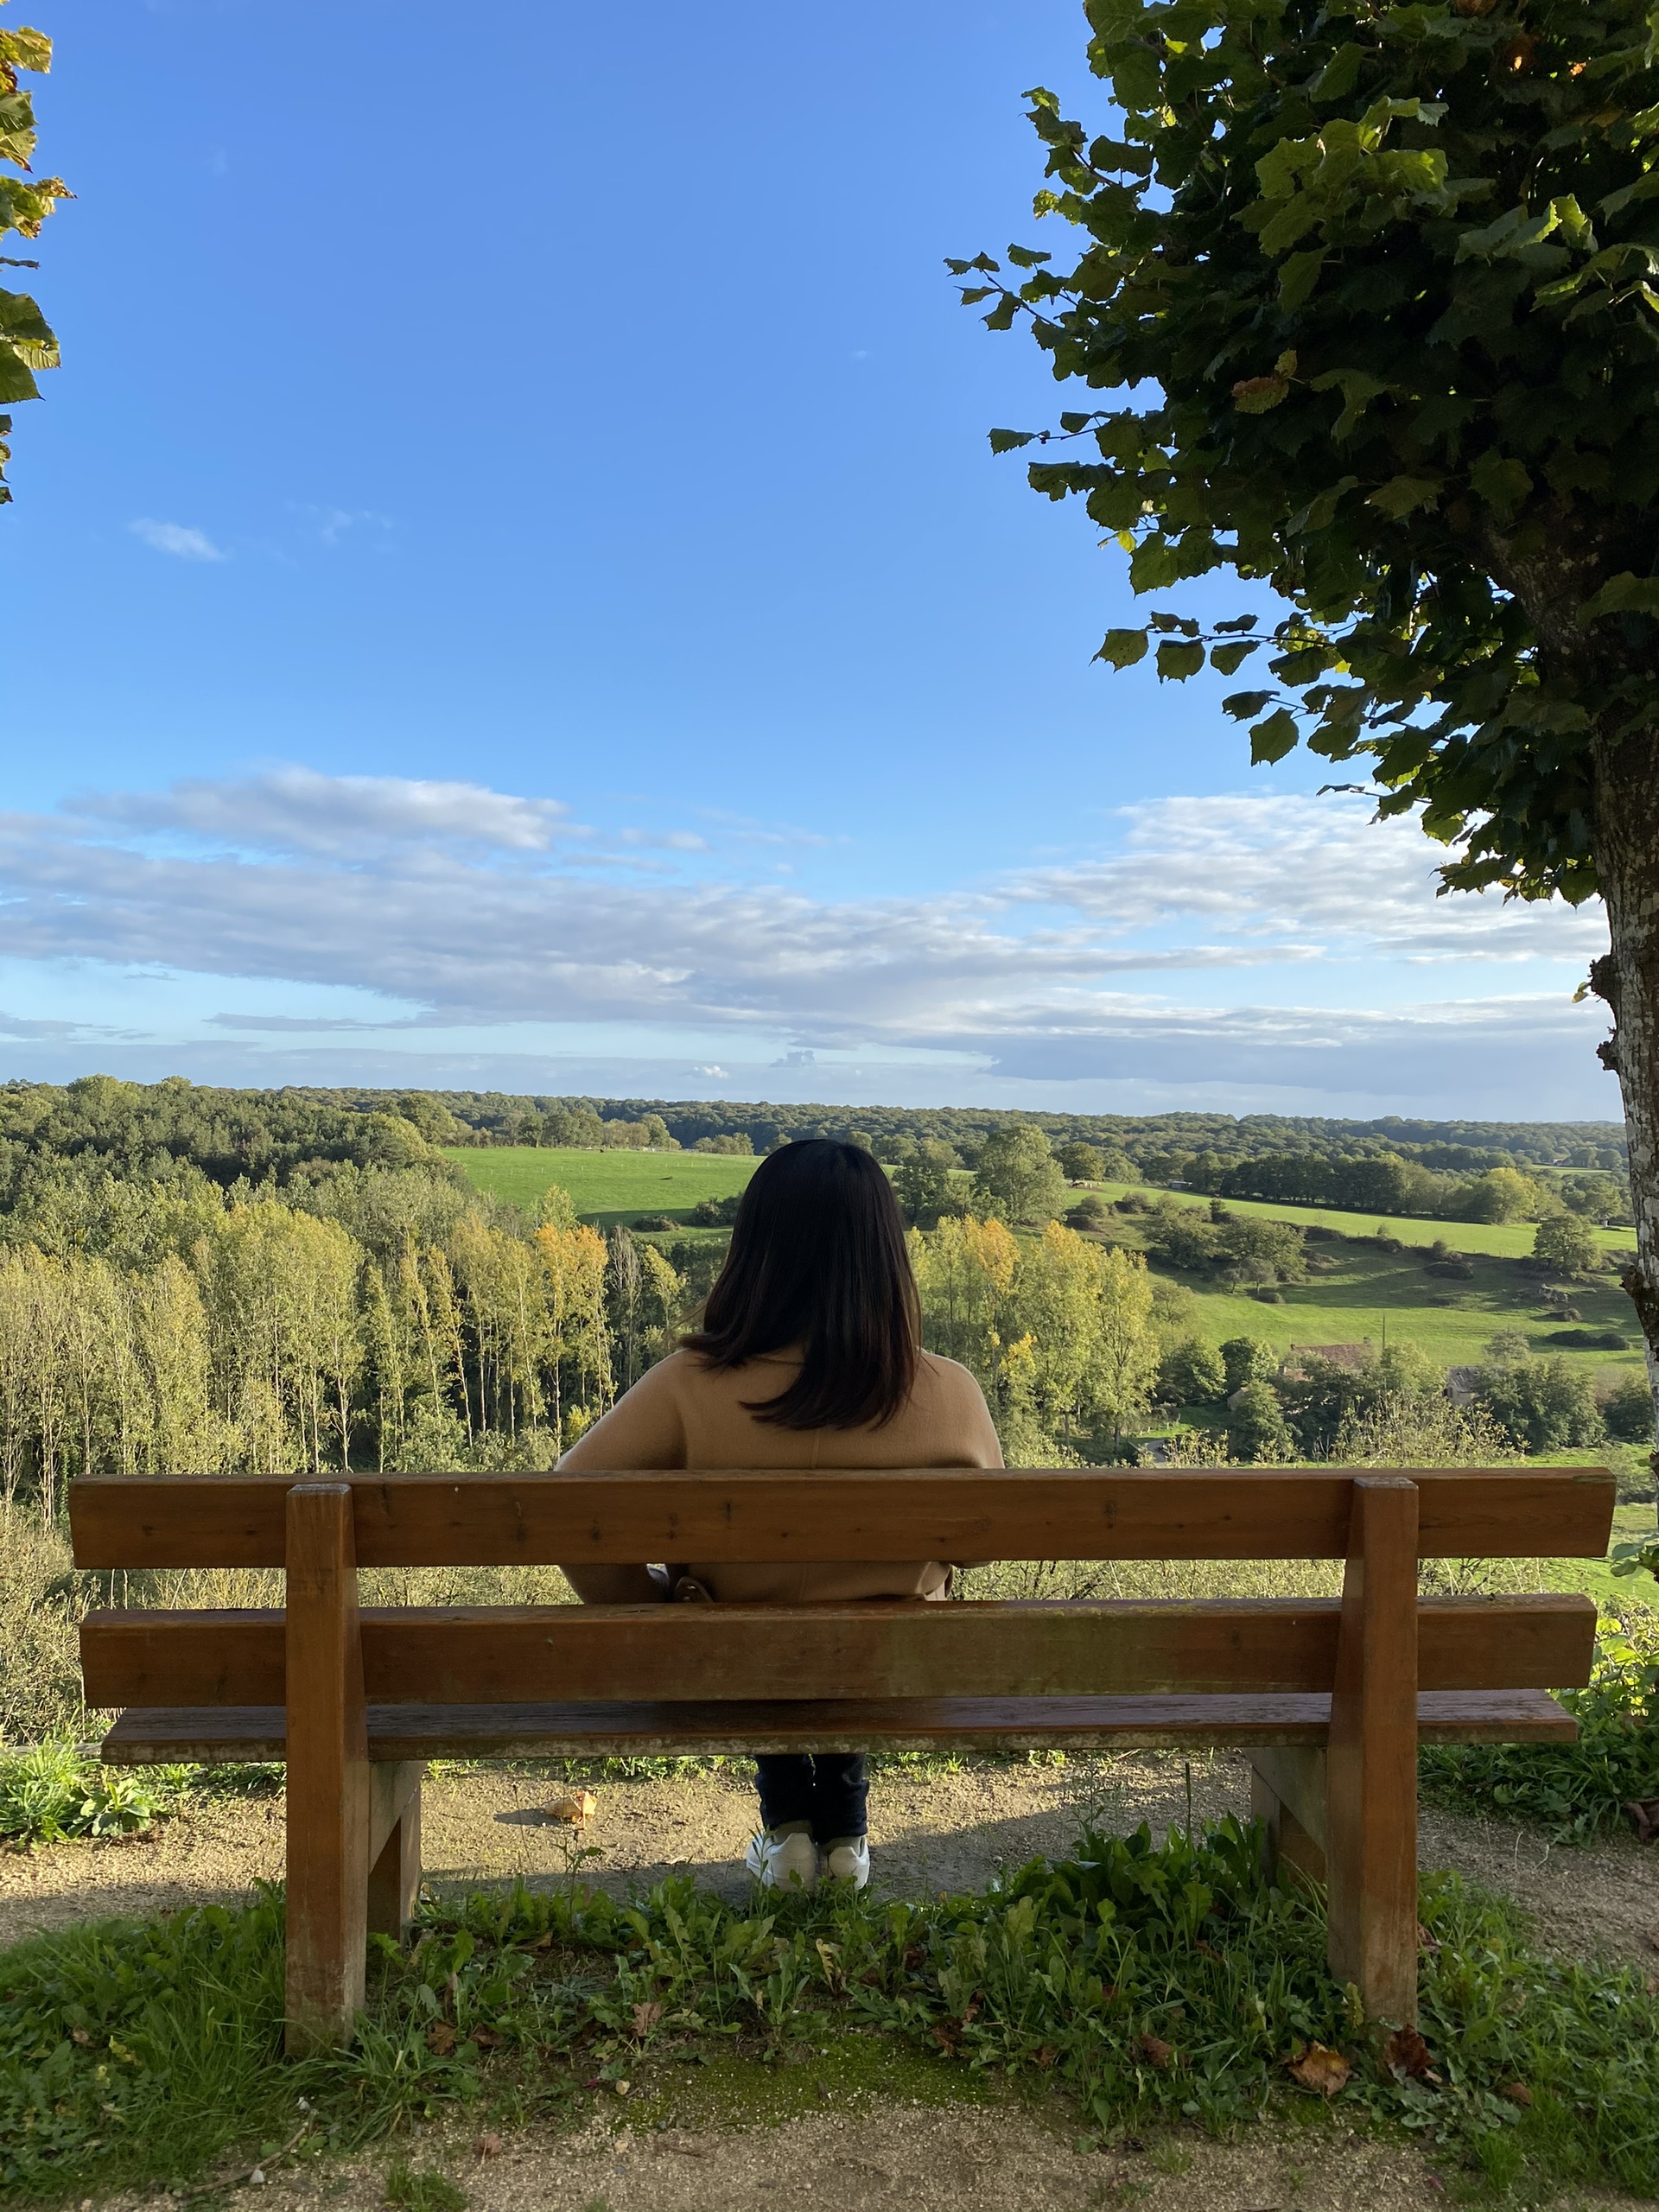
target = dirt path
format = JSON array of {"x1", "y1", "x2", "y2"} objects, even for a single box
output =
[{"x1": 7, "y1": 1751, "x2": 1659, "y2": 1966}]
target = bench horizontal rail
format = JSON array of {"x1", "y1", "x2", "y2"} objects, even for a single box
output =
[
  {"x1": 80, "y1": 1592, "x2": 1596, "y2": 1707},
  {"x1": 67, "y1": 1466, "x2": 1615, "y2": 1568},
  {"x1": 98, "y1": 1688, "x2": 1580, "y2": 1765}
]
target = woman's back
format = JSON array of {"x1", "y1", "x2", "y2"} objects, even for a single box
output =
[
  {"x1": 557, "y1": 1342, "x2": 1001, "y2": 1473},
  {"x1": 556, "y1": 1343, "x2": 1001, "y2": 1601}
]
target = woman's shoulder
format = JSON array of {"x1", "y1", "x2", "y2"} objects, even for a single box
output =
[{"x1": 915, "y1": 1349, "x2": 988, "y2": 1398}]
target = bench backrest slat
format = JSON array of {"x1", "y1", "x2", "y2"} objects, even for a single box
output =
[
  {"x1": 67, "y1": 1466, "x2": 1614, "y2": 1568},
  {"x1": 79, "y1": 1592, "x2": 1597, "y2": 1708}
]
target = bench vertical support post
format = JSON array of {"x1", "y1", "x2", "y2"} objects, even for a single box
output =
[
  {"x1": 367, "y1": 1764, "x2": 424, "y2": 1941},
  {"x1": 1325, "y1": 1475, "x2": 1419, "y2": 2024},
  {"x1": 284, "y1": 1483, "x2": 370, "y2": 2056}
]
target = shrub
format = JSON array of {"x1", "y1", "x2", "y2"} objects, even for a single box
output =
[
  {"x1": 1605, "y1": 1373, "x2": 1656, "y2": 1445},
  {"x1": 1226, "y1": 1380, "x2": 1293, "y2": 1463},
  {"x1": 688, "y1": 1194, "x2": 743, "y2": 1228},
  {"x1": 1532, "y1": 1213, "x2": 1603, "y2": 1279},
  {"x1": 1546, "y1": 1327, "x2": 1628, "y2": 1350},
  {"x1": 1219, "y1": 1335, "x2": 1276, "y2": 1395},
  {"x1": 1472, "y1": 1354, "x2": 1605, "y2": 1452},
  {"x1": 1156, "y1": 1335, "x2": 1226, "y2": 1407}
]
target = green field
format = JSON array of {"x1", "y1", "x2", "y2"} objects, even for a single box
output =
[
  {"x1": 1097, "y1": 1181, "x2": 1637, "y2": 1261},
  {"x1": 445, "y1": 1145, "x2": 757, "y2": 1226}
]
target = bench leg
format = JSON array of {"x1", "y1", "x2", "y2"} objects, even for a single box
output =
[
  {"x1": 368, "y1": 1764, "x2": 424, "y2": 1941},
  {"x1": 285, "y1": 1484, "x2": 371, "y2": 2056},
  {"x1": 1325, "y1": 1476, "x2": 1419, "y2": 2025},
  {"x1": 1249, "y1": 1749, "x2": 1328, "y2": 1887}
]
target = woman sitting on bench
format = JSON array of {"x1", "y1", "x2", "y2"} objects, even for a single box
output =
[{"x1": 556, "y1": 1136, "x2": 1002, "y2": 1892}]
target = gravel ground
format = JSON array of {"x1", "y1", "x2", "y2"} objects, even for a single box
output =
[
  {"x1": 7, "y1": 1751, "x2": 1659, "y2": 1964},
  {"x1": 6, "y1": 1756, "x2": 1658, "y2": 2212}
]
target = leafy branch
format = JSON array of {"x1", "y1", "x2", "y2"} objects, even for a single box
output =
[{"x1": 0, "y1": 3, "x2": 68, "y2": 504}]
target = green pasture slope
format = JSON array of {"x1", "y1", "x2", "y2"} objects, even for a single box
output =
[
  {"x1": 445, "y1": 1145, "x2": 757, "y2": 1226},
  {"x1": 1098, "y1": 1181, "x2": 1637, "y2": 1262}
]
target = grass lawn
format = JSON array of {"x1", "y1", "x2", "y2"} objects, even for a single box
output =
[
  {"x1": 1098, "y1": 1199, "x2": 1645, "y2": 1378},
  {"x1": 445, "y1": 1145, "x2": 758, "y2": 1226},
  {"x1": 1096, "y1": 1180, "x2": 1637, "y2": 1260}
]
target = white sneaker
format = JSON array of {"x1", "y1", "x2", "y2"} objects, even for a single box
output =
[
  {"x1": 820, "y1": 1836, "x2": 870, "y2": 1889},
  {"x1": 744, "y1": 1827, "x2": 817, "y2": 1891}
]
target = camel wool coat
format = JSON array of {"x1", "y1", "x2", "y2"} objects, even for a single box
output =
[{"x1": 555, "y1": 1346, "x2": 1003, "y2": 1605}]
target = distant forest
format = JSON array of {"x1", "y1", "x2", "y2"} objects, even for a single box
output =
[{"x1": 0, "y1": 1076, "x2": 1626, "y2": 1203}]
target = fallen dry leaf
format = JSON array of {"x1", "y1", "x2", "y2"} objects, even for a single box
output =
[
  {"x1": 473, "y1": 2135, "x2": 503, "y2": 2160},
  {"x1": 546, "y1": 1791, "x2": 598, "y2": 1827},
  {"x1": 613, "y1": 2078, "x2": 631, "y2": 2097},
  {"x1": 1416, "y1": 1923, "x2": 1441, "y2": 1955},
  {"x1": 1033, "y1": 2044, "x2": 1059, "y2": 2069},
  {"x1": 630, "y1": 2001, "x2": 664, "y2": 2037},
  {"x1": 1287, "y1": 2043, "x2": 1351, "y2": 2096},
  {"x1": 1383, "y1": 2025, "x2": 1433, "y2": 2080},
  {"x1": 1138, "y1": 2034, "x2": 1173, "y2": 2069},
  {"x1": 469, "y1": 2026, "x2": 503, "y2": 2050},
  {"x1": 1628, "y1": 1801, "x2": 1659, "y2": 1845},
  {"x1": 1502, "y1": 2082, "x2": 1533, "y2": 2107},
  {"x1": 424, "y1": 2022, "x2": 456, "y2": 2056},
  {"x1": 70, "y1": 2027, "x2": 91, "y2": 2046}
]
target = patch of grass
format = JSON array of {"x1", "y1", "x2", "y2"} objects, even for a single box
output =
[
  {"x1": 384, "y1": 2160, "x2": 467, "y2": 2212},
  {"x1": 442, "y1": 1147, "x2": 756, "y2": 1226},
  {"x1": 1421, "y1": 1614, "x2": 1659, "y2": 1840},
  {"x1": 5, "y1": 1824, "x2": 1659, "y2": 2204}
]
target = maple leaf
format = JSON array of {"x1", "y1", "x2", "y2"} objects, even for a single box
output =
[
  {"x1": 1287, "y1": 2043, "x2": 1351, "y2": 2096},
  {"x1": 425, "y1": 2022, "x2": 456, "y2": 2056},
  {"x1": 630, "y1": 2001, "x2": 664, "y2": 2037},
  {"x1": 546, "y1": 1791, "x2": 598, "y2": 1827}
]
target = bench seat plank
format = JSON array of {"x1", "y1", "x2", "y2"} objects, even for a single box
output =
[
  {"x1": 99, "y1": 1688, "x2": 1578, "y2": 1764},
  {"x1": 68, "y1": 1466, "x2": 1616, "y2": 1570}
]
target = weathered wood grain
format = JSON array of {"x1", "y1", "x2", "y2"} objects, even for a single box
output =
[
  {"x1": 77, "y1": 1591, "x2": 1597, "y2": 1710},
  {"x1": 67, "y1": 1465, "x2": 1615, "y2": 1568},
  {"x1": 1325, "y1": 1477, "x2": 1420, "y2": 2025},
  {"x1": 283, "y1": 1485, "x2": 369, "y2": 2056}
]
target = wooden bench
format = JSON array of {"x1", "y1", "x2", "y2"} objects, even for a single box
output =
[{"x1": 70, "y1": 1465, "x2": 1612, "y2": 2051}]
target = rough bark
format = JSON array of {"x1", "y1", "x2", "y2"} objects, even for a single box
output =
[{"x1": 1589, "y1": 723, "x2": 1659, "y2": 1477}]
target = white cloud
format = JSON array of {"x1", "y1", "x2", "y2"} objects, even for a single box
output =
[
  {"x1": 0, "y1": 772, "x2": 1616, "y2": 1115},
  {"x1": 1007, "y1": 795, "x2": 1606, "y2": 965},
  {"x1": 129, "y1": 518, "x2": 227, "y2": 563},
  {"x1": 82, "y1": 768, "x2": 575, "y2": 858}
]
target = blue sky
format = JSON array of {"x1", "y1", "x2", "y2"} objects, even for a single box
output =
[{"x1": 0, "y1": 0, "x2": 1615, "y2": 1120}]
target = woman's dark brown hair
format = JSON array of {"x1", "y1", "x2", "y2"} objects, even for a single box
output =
[{"x1": 681, "y1": 1138, "x2": 919, "y2": 1429}]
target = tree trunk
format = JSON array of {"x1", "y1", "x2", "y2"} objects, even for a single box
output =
[{"x1": 1589, "y1": 724, "x2": 1659, "y2": 1490}]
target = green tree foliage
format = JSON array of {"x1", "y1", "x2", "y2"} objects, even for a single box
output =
[
  {"x1": 908, "y1": 1215, "x2": 1160, "y2": 1457},
  {"x1": 1220, "y1": 1334, "x2": 1278, "y2": 1395},
  {"x1": 1534, "y1": 1211, "x2": 1604, "y2": 1275},
  {"x1": 971, "y1": 1124, "x2": 1068, "y2": 1225},
  {"x1": 1605, "y1": 1369, "x2": 1656, "y2": 1441},
  {"x1": 1058, "y1": 1141, "x2": 1104, "y2": 1182},
  {"x1": 1474, "y1": 1348, "x2": 1605, "y2": 1449},
  {"x1": 1458, "y1": 1166, "x2": 1554, "y2": 1224},
  {"x1": 0, "y1": 10, "x2": 67, "y2": 503},
  {"x1": 1217, "y1": 1212, "x2": 1306, "y2": 1283},
  {"x1": 1146, "y1": 1205, "x2": 1221, "y2": 1271},
  {"x1": 1156, "y1": 1332, "x2": 1228, "y2": 1405},
  {"x1": 1226, "y1": 1378, "x2": 1294, "y2": 1462},
  {"x1": 960, "y1": 0, "x2": 1659, "y2": 1421},
  {"x1": 894, "y1": 1138, "x2": 965, "y2": 1228}
]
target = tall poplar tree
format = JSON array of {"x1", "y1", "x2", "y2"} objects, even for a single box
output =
[{"x1": 960, "y1": 0, "x2": 1659, "y2": 1423}]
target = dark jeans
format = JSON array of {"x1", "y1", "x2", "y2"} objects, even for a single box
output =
[{"x1": 754, "y1": 1752, "x2": 868, "y2": 1841}]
